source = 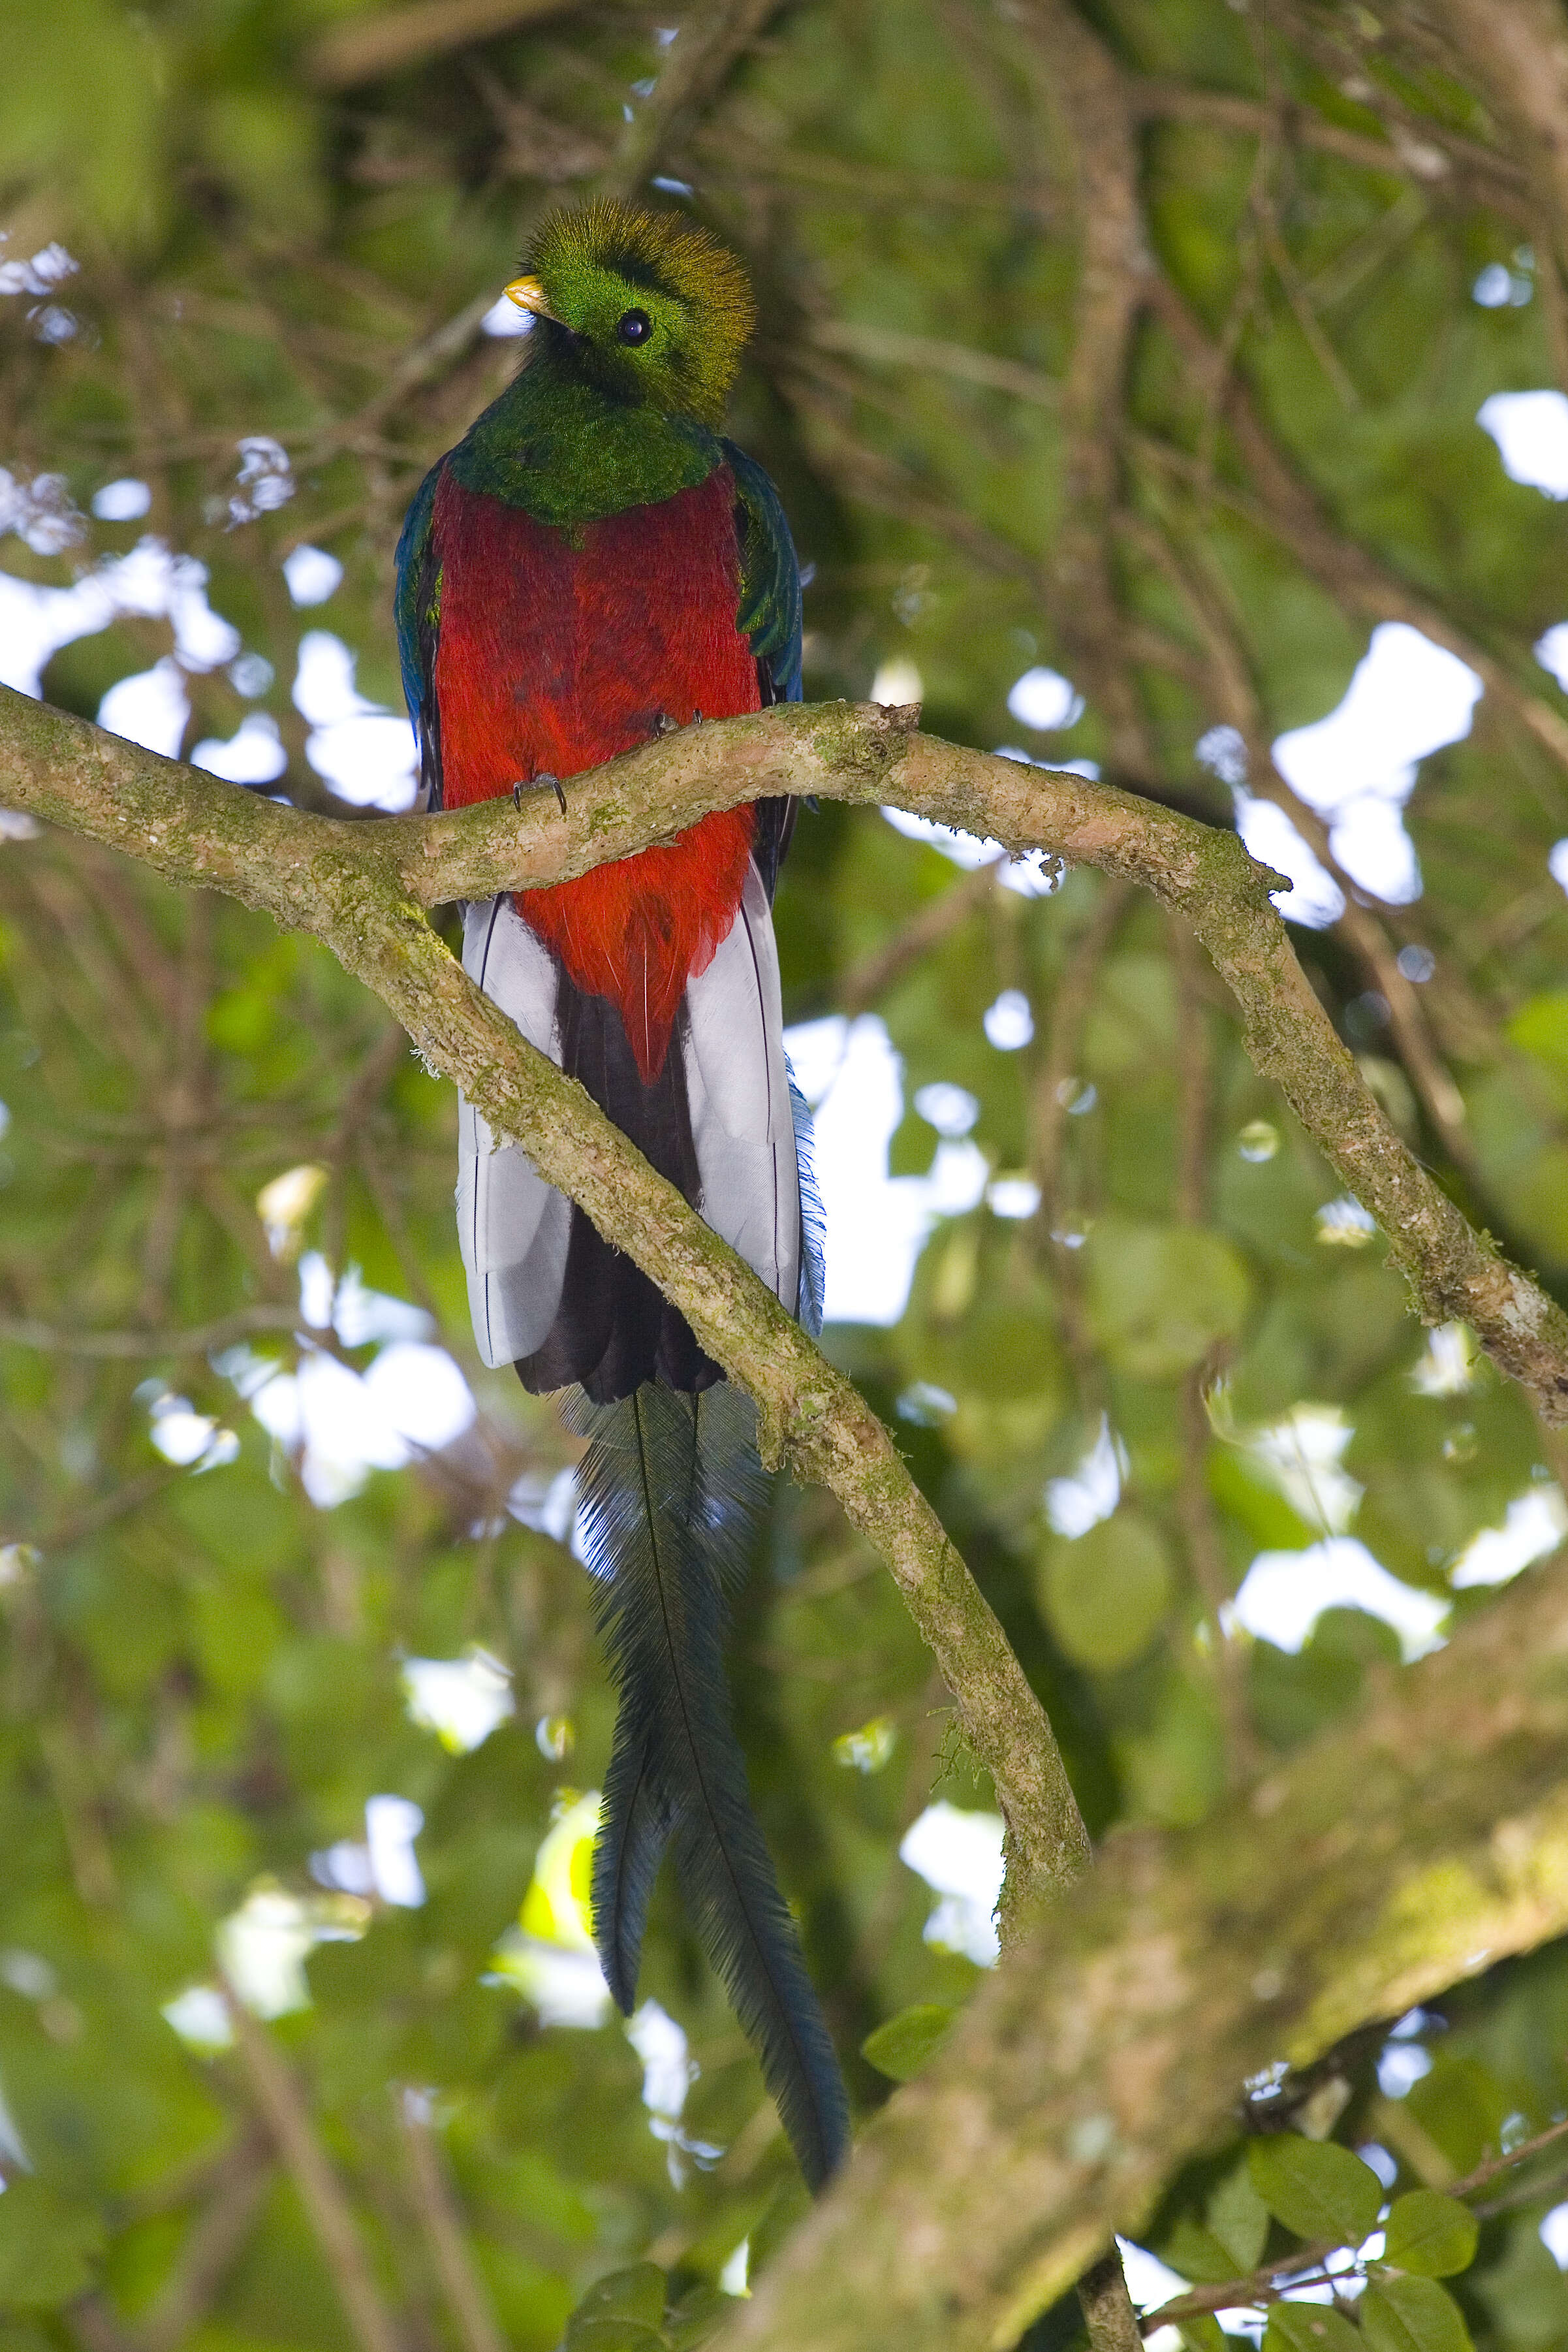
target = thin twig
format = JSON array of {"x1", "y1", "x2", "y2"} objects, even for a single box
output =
[
  {"x1": 839, "y1": 852, "x2": 1009, "y2": 1012},
  {"x1": 0, "y1": 1305, "x2": 306, "y2": 1357},
  {"x1": 222, "y1": 1986, "x2": 405, "y2": 2352},
  {"x1": 395, "y1": 2091, "x2": 508, "y2": 2352},
  {"x1": 137, "y1": 2136, "x2": 274, "y2": 2352}
]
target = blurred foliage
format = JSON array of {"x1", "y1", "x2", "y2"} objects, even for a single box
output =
[{"x1": 7, "y1": 0, "x2": 1568, "y2": 2344}]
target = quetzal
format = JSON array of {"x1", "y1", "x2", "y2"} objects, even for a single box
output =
[{"x1": 394, "y1": 200, "x2": 850, "y2": 2187}]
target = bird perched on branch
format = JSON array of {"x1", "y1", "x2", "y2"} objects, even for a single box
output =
[{"x1": 394, "y1": 200, "x2": 849, "y2": 2187}]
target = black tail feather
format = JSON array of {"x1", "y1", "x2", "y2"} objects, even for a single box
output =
[{"x1": 567, "y1": 1382, "x2": 851, "y2": 2190}]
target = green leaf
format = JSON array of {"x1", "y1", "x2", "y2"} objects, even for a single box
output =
[
  {"x1": 1507, "y1": 989, "x2": 1568, "y2": 1076},
  {"x1": 0, "y1": 2179, "x2": 103, "y2": 2308},
  {"x1": 1404, "y1": 2058, "x2": 1511, "y2": 2174},
  {"x1": 1264, "y1": 2306, "x2": 1364, "y2": 2351},
  {"x1": 860, "y1": 2003, "x2": 955, "y2": 2082},
  {"x1": 1037, "y1": 1510, "x2": 1174, "y2": 1670},
  {"x1": 1247, "y1": 2135, "x2": 1383, "y2": 2249},
  {"x1": 1208, "y1": 2155, "x2": 1272, "y2": 2274},
  {"x1": 1360, "y1": 2276, "x2": 1474, "y2": 2352},
  {"x1": 1165, "y1": 2217, "x2": 1250, "y2": 2287},
  {"x1": 1175, "y1": 2316, "x2": 1227, "y2": 2352},
  {"x1": 665, "y1": 2282, "x2": 730, "y2": 2348},
  {"x1": 1084, "y1": 1221, "x2": 1251, "y2": 1380},
  {"x1": 565, "y1": 2265, "x2": 668, "y2": 2347},
  {"x1": 1381, "y1": 2190, "x2": 1479, "y2": 2278}
]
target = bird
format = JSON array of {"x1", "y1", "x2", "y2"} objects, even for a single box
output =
[{"x1": 394, "y1": 199, "x2": 850, "y2": 2189}]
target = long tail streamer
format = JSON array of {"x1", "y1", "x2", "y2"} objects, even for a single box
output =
[{"x1": 564, "y1": 1380, "x2": 850, "y2": 2190}]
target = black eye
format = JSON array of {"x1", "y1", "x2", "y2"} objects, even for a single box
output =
[{"x1": 617, "y1": 308, "x2": 652, "y2": 345}]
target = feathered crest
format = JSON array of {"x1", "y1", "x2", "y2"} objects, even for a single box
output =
[{"x1": 525, "y1": 200, "x2": 756, "y2": 419}]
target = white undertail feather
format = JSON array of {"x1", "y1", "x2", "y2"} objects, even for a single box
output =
[{"x1": 457, "y1": 864, "x2": 808, "y2": 1366}]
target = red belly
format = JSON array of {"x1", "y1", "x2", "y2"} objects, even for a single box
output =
[{"x1": 433, "y1": 467, "x2": 759, "y2": 1081}]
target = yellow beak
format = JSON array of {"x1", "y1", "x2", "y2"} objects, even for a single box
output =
[{"x1": 503, "y1": 275, "x2": 554, "y2": 319}]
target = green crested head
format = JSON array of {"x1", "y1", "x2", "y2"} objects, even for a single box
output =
[{"x1": 504, "y1": 200, "x2": 756, "y2": 429}]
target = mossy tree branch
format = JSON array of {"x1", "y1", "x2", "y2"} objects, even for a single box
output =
[
  {"x1": 715, "y1": 1549, "x2": 1568, "y2": 2352},
  {"x1": 4, "y1": 685, "x2": 1565, "y2": 1422}
]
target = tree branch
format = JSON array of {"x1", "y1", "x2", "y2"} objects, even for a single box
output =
[
  {"x1": 716, "y1": 1549, "x2": 1568, "y2": 2352},
  {"x1": 5, "y1": 686, "x2": 1561, "y2": 1425}
]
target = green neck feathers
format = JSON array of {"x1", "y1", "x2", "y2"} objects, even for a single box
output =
[{"x1": 448, "y1": 200, "x2": 755, "y2": 526}]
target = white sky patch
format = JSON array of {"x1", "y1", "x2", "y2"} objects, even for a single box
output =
[
  {"x1": 245, "y1": 1337, "x2": 475, "y2": 1508},
  {"x1": 983, "y1": 987, "x2": 1034, "y2": 1049},
  {"x1": 366, "y1": 1795, "x2": 425, "y2": 1905},
  {"x1": 492, "y1": 1939, "x2": 610, "y2": 2028},
  {"x1": 1007, "y1": 665, "x2": 1083, "y2": 732},
  {"x1": 228, "y1": 436, "x2": 294, "y2": 526},
  {"x1": 1411, "y1": 1321, "x2": 1478, "y2": 1396},
  {"x1": 871, "y1": 656, "x2": 922, "y2": 705},
  {"x1": 1044, "y1": 1416, "x2": 1125, "y2": 1538},
  {"x1": 1379, "y1": 2041, "x2": 1435, "y2": 2097},
  {"x1": 91, "y1": 478, "x2": 151, "y2": 521},
  {"x1": 1243, "y1": 1403, "x2": 1363, "y2": 1536},
  {"x1": 292, "y1": 629, "x2": 418, "y2": 810},
  {"x1": 1272, "y1": 624, "x2": 1481, "y2": 906},
  {"x1": 283, "y1": 544, "x2": 343, "y2": 607},
  {"x1": 161, "y1": 1984, "x2": 234, "y2": 2055},
  {"x1": 402, "y1": 1651, "x2": 515, "y2": 1753},
  {"x1": 881, "y1": 803, "x2": 1058, "y2": 898},
  {"x1": 0, "y1": 533, "x2": 243, "y2": 698},
  {"x1": 0, "y1": 467, "x2": 84, "y2": 554},
  {"x1": 1118, "y1": 2239, "x2": 1190, "y2": 2329},
  {"x1": 787, "y1": 1014, "x2": 994, "y2": 1324},
  {"x1": 1540, "y1": 2202, "x2": 1568, "y2": 2269},
  {"x1": 191, "y1": 711, "x2": 287, "y2": 786},
  {"x1": 988, "y1": 1175, "x2": 1041, "y2": 1217},
  {"x1": 915, "y1": 1081, "x2": 979, "y2": 1137},
  {"x1": 1231, "y1": 1536, "x2": 1450, "y2": 1659},
  {"x1": 364, "y1": 1343, "x2": 475, "y2": 1446},
  {"x1": 298, "y1": 1251, "x2": 434, "y2": 1344},
  {"x1": 900, "y1": 1802, "x2": 1005, "y2": 1966},
  {"x1": 508, "y1": 1464, "x2": 578, "y2": 1542},
  {"x1": 257, "y1": 1162, "x2": 328, "y2": 1259},
  {"x1": 146, "y1": 1390, "x2": 239, "y2": 1472},
  {"x1": 1474, "y1": 261, "x2": 1533, "y2": 309},
  {"x1": 1478, "y1": 389, "x2": 1568, "y2": 498},
  {"x1": 99, "y1": 659, "x2": 191, "y2": 757},
  {"x1": 1316, "y1": 1195, "x2": 1378, "y2": 1248},
  {"x1": 719, "y1": 2239, "x2": 751, "y2": 2297},
  {"x1": 216, "y1": 1883, "x2": 368, "y2": 2018},
  {"x1": 310, "y1": 1795, "x2": 426, "y2": 1906},
  {"x1": 1450, "y1": 1486, "x2": 1567, "y2": 1589},
  {"x1": 629, "y1": 1998, "x2": 694, "y2": 2122},
  {"x1": 0, "y1": 241, "x2": 78, "y2": 300},
  {"x1": 628, "y1": 1998, "x2": 719, "y2": 2183},
  {"x1": 1232, "y1": 789, "x2": 1345, "y2": 927}
]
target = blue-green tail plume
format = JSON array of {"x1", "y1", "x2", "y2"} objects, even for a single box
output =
[{"x1": 564, "y1": 1381, "x2": 851, "y2": 2191}]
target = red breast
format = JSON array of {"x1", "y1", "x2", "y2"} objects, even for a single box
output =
[{"x1": 433, "y1": 468, "x2": 760, "y2": 1082}]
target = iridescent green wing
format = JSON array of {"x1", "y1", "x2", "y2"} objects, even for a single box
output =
[
  {"x1": 725, "y1": 441, "x2": 804, "y2": 896},
  {"x1": 725, "y1": 439, "x2": 803, "y2": 706},
  {"x1": 393, "y1": 460, "x2": 444, "y2": 811}
]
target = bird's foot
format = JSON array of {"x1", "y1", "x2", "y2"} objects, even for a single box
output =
[{"x1": 515, "y1": 774, "x2": 567, "y2": 815}]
